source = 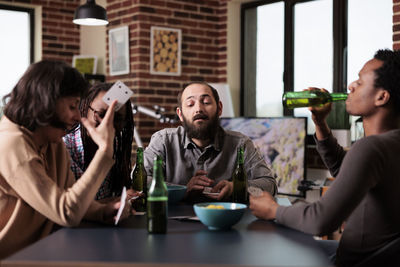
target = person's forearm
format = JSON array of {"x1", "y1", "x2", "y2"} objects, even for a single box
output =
[
  {"x1": 248, "y1": 178, "x2": 277, "y2": 196},
  {"x1": 315, "y1": 120, "x2": 331, "y2": 141}
]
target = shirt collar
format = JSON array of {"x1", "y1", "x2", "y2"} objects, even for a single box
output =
[{"x1": 183, "y1": 126, "x2": 225, "y2": 151}]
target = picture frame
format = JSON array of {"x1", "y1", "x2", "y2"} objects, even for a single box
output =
[
  {"x1": 150, "y1": 26, "x2": 181, "y2": 76},
  {"x1": 72, "y1": 55, "x2": 97, "y2": 75},
  {"x1": 109, "y1": 26, "x2": 130, "y2": 76},
  {"x1": 220, "y1": 117, "x2": 307, "y2": 197}
]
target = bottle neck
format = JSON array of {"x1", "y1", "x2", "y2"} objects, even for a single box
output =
[
  {"x1": 136, "y1": 148, "x2": 144, "y2": 165},
  {"x1": 153, "y1": 158, "x2": 164, "y2": 183},
  {"x1": 330, "y1": 92, "x2": 348, "y2": 101},
  {"x1": 236, "y1": 147, "x2": 244, "y2": 165}
]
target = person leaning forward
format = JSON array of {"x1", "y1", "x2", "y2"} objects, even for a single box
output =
[
  {"x1": 0, "y1": 60, "x2": 132, "y2": 259},
  {"x1": 249, "y1": 49, "x2": 400, "y2": 267},
  {"x1": 144, "y1": 82, "x2": 277, "y2": 202}
]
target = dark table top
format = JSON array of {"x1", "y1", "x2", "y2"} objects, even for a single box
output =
[{"x1": 2, "y1": 203, "x2": 332, "y2": 267}]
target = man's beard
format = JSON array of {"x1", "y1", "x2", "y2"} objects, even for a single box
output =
[{"x1": 182, "y1": 111, "x2": 220, "y2": 140}]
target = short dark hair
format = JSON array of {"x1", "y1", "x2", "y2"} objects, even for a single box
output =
[
  {"x1": 2, "y1": 60, "x2": 88, "y2": 131},
  {"x1": 373, "y1": 49, "x2": 400, "y2": 114},
  {"x1": 177, "y1": 82, "x2": 220, "y2": 108}
]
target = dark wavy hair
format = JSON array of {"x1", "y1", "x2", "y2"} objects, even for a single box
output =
[
  {"x1": 79, "y1": 83, "x2": 134, "y2": 195},
  {"x1": 177, "y1": 82, "x2": 220, "y2": 109},
  {"x1": 373, "y1": 49, "x2": 400, "y2": 114},
  {"x1": 2, "y1": 60, "x2": 88, "y2": 131}
]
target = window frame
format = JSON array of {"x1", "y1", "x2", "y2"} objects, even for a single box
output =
[
  {"x1": 0, "y1": 3, "x2": 35, "y2": 63},
  {"x1": 240, "y1": 0, "x2": 348, "y2": 126}
]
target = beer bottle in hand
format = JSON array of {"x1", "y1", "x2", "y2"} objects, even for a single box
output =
[
  {"x1": 131, "y1": 147, "x2": 147, "y2": 212},
  {"x1": 282, "y1": 90, "x2": 347, "y2": 108},
  {"x1": 232, "y1": 146, "x2": 248, "y2": 204},
  {"x1": 147, "y1": 155, "x2": 168, "y2": 234}
]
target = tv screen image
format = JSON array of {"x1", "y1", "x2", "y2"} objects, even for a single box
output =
[{"x1": 220, "y1": 117, "x2": 307, "y2": 196}]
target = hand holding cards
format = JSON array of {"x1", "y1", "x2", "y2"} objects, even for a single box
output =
[
  {"x1": 202, "y1": 186, "x2": 220, "y2": 196},
  {"x1": 102, "y1": 81, "x2": 133, "y2": 111}
]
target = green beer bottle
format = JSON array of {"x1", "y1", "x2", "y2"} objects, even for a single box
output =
[
  {"x1": 147, "y1": 155, "x2": 168, "y2": 234},
  {"x1": 282, "y1": 90, "x2": 348, "y2": 108},
  {"x1": 131, "y1": 147, "x2": 147, "y2": 212},
  {"x1": 232, "y1": 146, "x2": 248, "y2": 204}
]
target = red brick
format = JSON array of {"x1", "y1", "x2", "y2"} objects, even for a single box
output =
[
  {"x1": 393, "y1": 34, "x2": 400, "y2": 41},
  {"x1": 394, "y1": 14, "x2": 400, "y2": 23}
]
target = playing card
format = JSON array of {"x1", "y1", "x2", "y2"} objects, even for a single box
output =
[
  {"x1": 202, "y1": 186, "x2": 219, "y2": 196},
  {"x1": 102, "y1": 81, "x2": 133, "y2": 111},
  {"x1": 114, "y1": 186, "x2": 127, "y2": 225}
]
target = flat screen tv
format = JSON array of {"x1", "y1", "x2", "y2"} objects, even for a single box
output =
[{"x1": 220, "y1": 117, "x2": 307, "y2": 197}]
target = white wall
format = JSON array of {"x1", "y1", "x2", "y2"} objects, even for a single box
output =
[
  {"x1": 227, "y1": 0, "x2": 254, "y2": 117},
  {"x1": 79, "y1": 0, "x2": 107, "y2": 74}
]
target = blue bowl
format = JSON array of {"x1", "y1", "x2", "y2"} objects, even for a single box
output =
[
  {"x1": 167, "y1": 185, "x2": 187, "y2": 203},
  {"x1": 193, "y1": 202, "x2": 247, "y2": 230}
]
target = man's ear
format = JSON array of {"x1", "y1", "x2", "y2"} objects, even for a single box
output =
[
  {"x1": 217, "y1": 101, "x2": 223, "y2": 117},
  {"x1": 376, "y1": 89, "x2": 391, "y2": 107},
  {"x1": 176, "y1": 107, "x2": 184, "y2": 122}
]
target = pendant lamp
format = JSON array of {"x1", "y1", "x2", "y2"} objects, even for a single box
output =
[{"x1": 73, "y1": 0, "x2": 108, "y2": 26}]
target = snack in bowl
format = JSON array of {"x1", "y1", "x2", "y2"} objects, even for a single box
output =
[
  {"x1": 193, "y1": 202, "x2": 247, "y2": 230},
  {"x1": 204, "y1": 204, "x2": 225, "y2": 209}
]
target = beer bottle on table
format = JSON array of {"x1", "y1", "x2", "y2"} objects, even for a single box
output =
[
  {"x1": 147, "y1": 155, "x2": 168, "y2": 234},
  {"x1": 131, "y1": 147, "x2": 147, "y2": 212},
  {"x1": 232, "y1": 146, "x2": 248, "y2": 204},
  {"x1": 282, "y1": 90, "x2": 347, "y2": 108}
]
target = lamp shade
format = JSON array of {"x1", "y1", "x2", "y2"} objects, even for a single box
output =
[{"x1": 73, "y1": 0, "x2": 108, "y2": 26}]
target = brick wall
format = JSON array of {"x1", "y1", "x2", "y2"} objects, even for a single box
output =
[
  {"x1": 5, "y1": 0, "x2": 399, "y2": 169},
  {"x1": 105, "y1": 0, "x2": 228, "y2": 147},
  {"x1": 5, "y1": 0, "x2": 81, "y2": 63},
  {"x1": 394, "y1": 0, "x2": 400, "y2": 49}
]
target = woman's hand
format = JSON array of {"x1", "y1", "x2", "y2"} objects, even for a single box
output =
[
  {"x1": 249, "y1": 191, "x2": 278, "y2": 220},
  {"x1": 102, "y1": 198, "x2": 133, "y2": 224},
  {"x1": 81, "y1": 100, "x2": 117, "y2": 158}
]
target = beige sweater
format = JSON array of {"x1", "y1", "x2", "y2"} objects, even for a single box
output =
[{"x1": 0, "y1": 117, "x2": 114, "y2": 259}]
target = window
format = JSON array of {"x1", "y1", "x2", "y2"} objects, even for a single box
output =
[
  {"x1": 347, "y1": 0, "x2": 392, "y2": 140},
  {"x1": 242, "y1": 0, "x2": 392, "y2": 136},
  {"x1": 0, "y1": 4, "x2": 34, "y2": 101}
]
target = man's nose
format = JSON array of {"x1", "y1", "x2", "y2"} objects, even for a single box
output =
[
  {"x1": 194, "y1": 101, "x2": 205, "y2": 113},
  {"x1": 348, "y1": 81, "x2": 355, "y2": 93}
]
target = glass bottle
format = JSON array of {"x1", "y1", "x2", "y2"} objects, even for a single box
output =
[
  {"x1": 232, "y1": 146, "x2": 248, "y2": 204},
  {"x1": 147, "y1": 155, "x2": 168, "y2": 234},
  {"x1": 131, "y1": 147, "x2": 147, "y2": 212},
  {"x1": 282, "y1": 90, "x2": 348, "y2": 108}
]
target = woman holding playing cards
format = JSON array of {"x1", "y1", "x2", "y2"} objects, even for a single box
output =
[
  {"x1": 63, "y1": 82, "x2": 135, "y2": 200},
  {"x1": 0, "y1": 60, "x2": 132, "y2": 259}
]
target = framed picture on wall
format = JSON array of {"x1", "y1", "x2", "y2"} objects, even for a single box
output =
[
  {"x1": 150, "y1": 26, "x2": 181, "y2": 76},
  {"x1": 72, "y1": 55, "x2": 97, "y2": 75},
  {"x1": 109, "y1": 26, "x2": 130, "y2": 76}
]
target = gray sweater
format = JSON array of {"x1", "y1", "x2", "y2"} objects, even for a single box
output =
[{"x1": 276, "y1": 130, "x2": 400, "y2": 266}]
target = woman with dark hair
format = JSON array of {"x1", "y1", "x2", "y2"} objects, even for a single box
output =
[
  {"x1": 63, "y1": 83, "x2": 135, "y2": 200},
  {"x1": 0, "y1": 60, "x2": 130, "y2": 259}
]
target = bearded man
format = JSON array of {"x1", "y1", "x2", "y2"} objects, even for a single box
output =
[{"x1": 143, "y1": 82, "x2": 277, "y2": 201}]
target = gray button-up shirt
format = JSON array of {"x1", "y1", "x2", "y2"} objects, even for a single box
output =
[{"x1": 143, "y1": 126, "x2": 277, "y2": 195}]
